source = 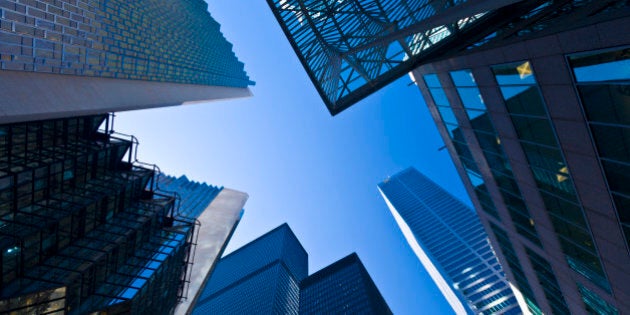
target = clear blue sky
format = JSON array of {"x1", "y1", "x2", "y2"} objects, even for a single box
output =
[{"x1": 115, "y1": 1, "x2": 472, "y2": 314}]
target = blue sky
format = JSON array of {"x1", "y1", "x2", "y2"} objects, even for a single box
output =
[{"x1": 115, "y1": 1, "x2": 472, "y2": 314}]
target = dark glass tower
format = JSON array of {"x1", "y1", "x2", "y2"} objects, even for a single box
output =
[
  {"x1": 0, "y1": 115, "x2": 199, "y2": 314},
  {"x1": 378, "y1": 167, "x2": 522, "y2": 314},
  {"x1": 299, "y1": 253, "x2": 392, "y2": 315},
  {"x1": 192, "y1": 223, "x2": 308, "y2": 314},
  {"x1": 194, "y1": 224, "x2": 391, "y2": 314},
  {"x1": 410, "y1": 10, "x2": 630, "y2": 314}
]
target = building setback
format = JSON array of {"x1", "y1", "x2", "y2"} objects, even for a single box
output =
[
  {"x1": 194, "y1": 224, "x2": 391, "y2": 314},
  {"x1": 378, "y1": 167, "x2": 522, "y2": 314},
  {"x1": 269, "y1": 1, "x2": 630, "y2": 313}
]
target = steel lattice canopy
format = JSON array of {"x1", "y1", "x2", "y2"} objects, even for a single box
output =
[{"x1": 267, "y1": 0, "x2": 533, "y2": 115}]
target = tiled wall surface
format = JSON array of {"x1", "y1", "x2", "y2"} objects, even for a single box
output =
[{"x1": 0, "y1": 0, "x2": 252, "y2": 87}]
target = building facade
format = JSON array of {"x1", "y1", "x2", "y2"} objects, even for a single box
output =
[
  {"x1": 299, "y1": 253, "x2": 392, "y2": 315},
  {"x1": 192, "y1": 223, "x2": 308, "y2": 314},
  {"x1": 194, "y1": 224, "x2": 391, "y2": 314},
  {"x1": 0, "y1": 114, "x2": 242, "y2": 314},
  {"x1": 0, "y1": 0, "x2": 253, "y2": 313},
  {"x1": 379, "y1": 167, "x2": 522, "y2": 314},
  {"x1": 410, "y1": 9, "x2": 630, "y2": 314},
  {"x1": 156, "y1": 175, "x2": 247, "y2": 315},
  {"x1": 270, "y1": 1, "x2": 630, "y2": 313},
  {"x1": 0, "y1": 0, "x2": 254, "y2": 124}
]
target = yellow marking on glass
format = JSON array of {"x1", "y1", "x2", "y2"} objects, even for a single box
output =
[{"x1": 517, "y1": 61, "x2": 532, "y2": 79}]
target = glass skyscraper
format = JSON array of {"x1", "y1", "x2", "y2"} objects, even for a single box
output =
[
  {"x1": 192, "y1": 223, "x2": 308, "y2": 314},
  {"x1": 379, "y1": 167, "x2": 522, "y2": 314},
  {"x1": 194, "y1": 224, "x2": 391, "y2": 314},
  {"x1": 270, "y1": 1, "x2": 630, "y2": 313},
  {"x1": 0, "y1": 115, "x2": 243, "y2": 314},
  {"x1": 299, "y1": 253, "x2": 392, "y2": 315}
]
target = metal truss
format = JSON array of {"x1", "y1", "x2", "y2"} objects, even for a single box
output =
[{"x1": 267, "y1": 0, "x2": 554, "y2": 115}]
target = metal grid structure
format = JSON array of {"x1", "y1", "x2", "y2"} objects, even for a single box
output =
[
  {"x1": 267, "y1": 0, "x2": 543, "y2": 115},
  {"x1": 0, "y1": 115, "x2": 198, "y2": 314}
]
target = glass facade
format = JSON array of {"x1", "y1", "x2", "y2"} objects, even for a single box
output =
[
  {"x1": 577, "y1": 282, "x2": 619, "y2": 315},
  {"x1": 299, "y1": 253, "x2": 391, "y2": 315},
  {"x1": 0, "y1": 115, "x2": 198, "y2": 314},
  {"x1": 492, "y1": 61, "x2": 610, "y2": 292},
  {"x1": 194, "y1": 225, "x2": 391, "y2": 314},
  {"x1": 568, "y1": 48, "x2": 630, "y2": 249},
  {"x1": 156, "y1": 174, "x2": 223, "y2": 219},
  {"x1": 266, "y1": 0, "x2": 552, "y2": 114},
  {"x1": 0, "y1": 0, "x2": 253, "y2": 87},
  {"x1": 378, "y1": 168, "x2": 521, "y2": 314},
  {"x1": 192, "y1": 223, "x2": 307, "y2": 315},
  {"x1": 424, "y1": 74, "x2": 501, "y2": 221},
  {"x1": 450, "y1": 70, "x2": 543, "y2": 248}
]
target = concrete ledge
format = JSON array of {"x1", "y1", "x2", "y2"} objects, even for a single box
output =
[
  {"x1": 0, "y1": 70, "x2": 252, "y2": 124},
  {"x1": 174, "y1": 188, "x2": 248, "y2": 315}
]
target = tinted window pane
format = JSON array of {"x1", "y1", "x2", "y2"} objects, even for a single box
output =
[
  {"x1": 469, "y1": 112, "x2": 496, "y2": 134},
  {"x1": 500, "y1": 86, "x2": 547, "y2": 117},
  {"x1": 457, "y1": 87, "x2": 486, "y2": 110},
  {"x1": 569, "y1": 49, "x2": 630, "y2": 82},
  {"x1": 511, "y1": 116, "x2": 557, "y2": 147},
  {"x1": 578, "y1": 84, "x2": 630, "y2": 125},
  {"x1": 602, "y1": 160, "x2": 630, "y2": 196},
  {"x1": 520, "y1": 143, "x2": 566, "y2": 173},
  {"x1": 591, "y1": 124, "x2": 630, "y2": 162},
  {"x1": 423, "y1": 74, "x2": 442, "y2": 88},
  {"x1": 429, "y1": 88, "x2": 450, "y2": 106},
  {"x1": 493, "y1": 62, "x2": 537, "y2": 85},
  {"x1": 437, "y1": 106, "x2": 458, "y2": 125},
  {"x1": 450, "y1": 70, "x2": 477, "y2": 86}
]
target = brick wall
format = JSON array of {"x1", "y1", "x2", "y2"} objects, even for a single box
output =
[{"x1": 0, "y1": 0, "x2": 252, "y2": 87}]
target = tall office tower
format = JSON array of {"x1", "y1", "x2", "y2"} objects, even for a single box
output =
[
  {"x1": 0, "y1": 0, "x2": 254, "y2": 124},
  {"x1": 269, "y1": 1, "x2": 630, "y2": 314},
  {"x1": 194, "y1": 224, "x2": 391, "y2": 314},
  {"x1": 155, "y1": 174, "x2": 247, "y2": 315},
  {"x1": 378, "y1": 167, "x2": 522, "y2": 315},
  {"x1": 0, "y1": 115, "x2": 245, "y2": 314},
  {"x1": 299, "y1": 253, "x2": 393, "y2": 315},
  {"x1": 192, "y1": 223, "x2": 308, "y2": 314},
  {"x1": 409, "y1": 15, "x2": 630, "y2": 315}
]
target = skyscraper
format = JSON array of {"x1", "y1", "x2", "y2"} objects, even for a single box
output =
[
  {"x1": 299, "y1": 253, "x2": 392, "y2": 315},
  {"x1": 0, "y1": 115, "x2": 246, "y2": 314},
  {"x1": 378, "y1": 167, "x2": 522, "y2": 314},
  {"x1": 0, "y1": 0, "x2": 253, "y2": 313},
  {"x1": 155, "y1": 174, "x2": 247, "y2": 315},
  {"x1": 269, "y1": 1, "x2": 630, "y2": 313},
  {"x1": 194, "y1": 224, "x2": 391, "y2": 314},
  {"x1": 192, "y1": 223, "x2": 308, "y2": 314},
  {"x1": 0, "y1": 0, "x2": 254, "y2": 124}
]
